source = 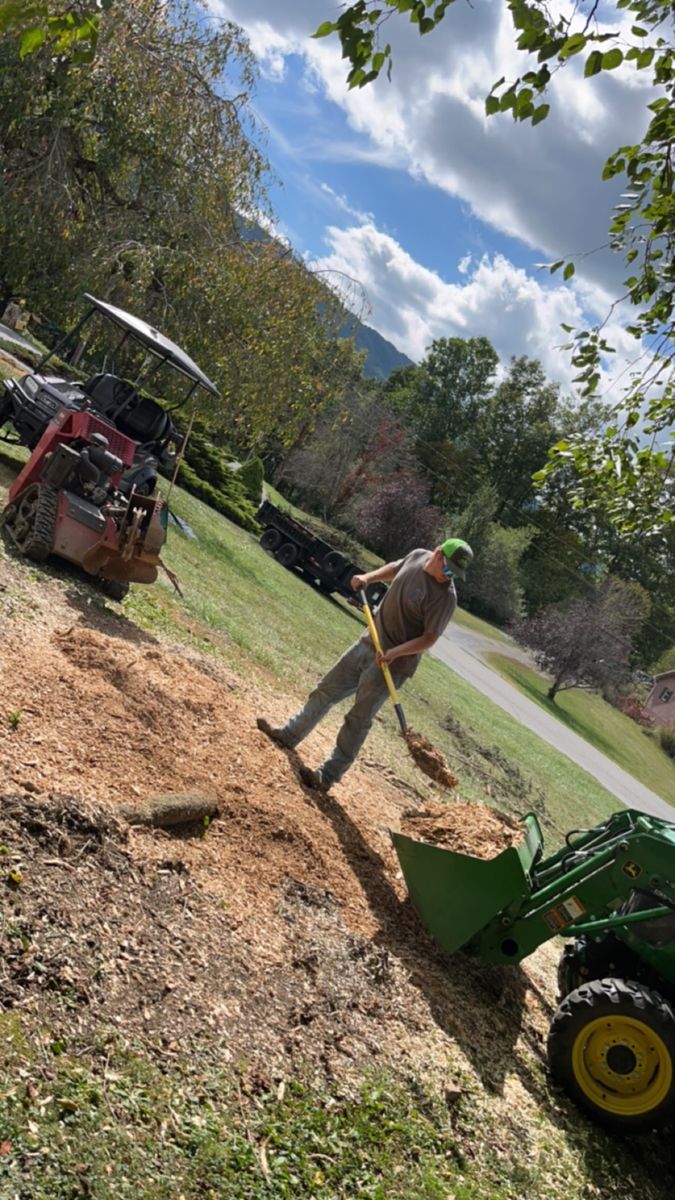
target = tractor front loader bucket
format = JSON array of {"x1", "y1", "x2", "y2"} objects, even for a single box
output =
[{"x1": 391, "y1": 813, "x2": 544, "y2": 958}]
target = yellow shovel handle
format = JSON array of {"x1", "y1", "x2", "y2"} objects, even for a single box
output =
[{"x1": 359, "y1": 589, "x2": 405, "y2": 726}]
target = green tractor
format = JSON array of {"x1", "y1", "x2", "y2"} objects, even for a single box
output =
[{"x1": 393, "y1": 809, "x2": 675, "y2": 1131}]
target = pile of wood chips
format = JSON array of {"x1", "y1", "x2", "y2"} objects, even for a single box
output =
[{"x1": 400, "y1": 800, "x2": 523, "y2": 860}]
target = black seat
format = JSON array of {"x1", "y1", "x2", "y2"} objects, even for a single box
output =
[
  {"x1": 84, "y1": 373, "x2": 136, "y2": 415},
  {"x1": 83, "y1": 373, "x2": 172, "y2": 443}
]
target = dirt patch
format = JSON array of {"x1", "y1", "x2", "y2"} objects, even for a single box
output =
[
  {"x1": 405, "y1": 729, "x2": 459, "y2": 789},
  {"x1": 401, "y1": 800, "x2": 524, "y2": 857}
]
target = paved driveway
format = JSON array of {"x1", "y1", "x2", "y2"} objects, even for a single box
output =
[{"x1": 433, "y1": 622, "x2": 673, "y2": 822}]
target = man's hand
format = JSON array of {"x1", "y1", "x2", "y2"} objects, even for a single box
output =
[
  {"x1": 376, "y1": 648, "x2": 397, "y2": 666},
  {"x1": 351, "y1": 574, "x2": 368, "y2": 591}
]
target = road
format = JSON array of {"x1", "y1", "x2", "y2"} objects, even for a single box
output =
[
  {"x1": 433, "y1": 622, "x2": 674, "y2": 822},
  {"x1": 0, "y1": 322, "x2": 38, "y2": 358}
]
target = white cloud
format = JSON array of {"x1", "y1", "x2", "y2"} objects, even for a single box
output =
[
  {"x1": 206, "y1": 0, "x2": 649, "y2": 395},
  {"x1": 319, "y1": 183, "x2": 374, "y2": 225},
  {"x1": 314, "y1": 221, "x2": 638, "y2": 394},
  {"x1": 208, "y1": 0, "x2": 652, "y2": 295}
]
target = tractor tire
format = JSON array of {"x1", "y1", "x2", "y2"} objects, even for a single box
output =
[
  {"x1": 548, "y1": 977, "x2": 675, "y2": 1132},
  {"x1": 99, "y1": 578, "x2": 130, "y2": 602},
  {"x1": 322, "y1": 550, "x2": 347, "y2": 578},
  {"x1": 557, "y1": 934, "x2": 666, "y2": 1003},
  {"x1": 260, "y1": 527, "x2": 282, "y2": 553},
  {"x1": 275, "y1": 541, "x2": 299, "y2": 569},
  {"x1": 12, "y1": 484, "x2": 57, "y2": 562}
]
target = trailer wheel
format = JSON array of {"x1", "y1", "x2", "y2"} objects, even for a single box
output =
[
  {"x1": 275, "y1": 541, "x2": 299, "y2": 568},
  {"x1": 548, "y1": 978, "x2": 675, "y2": 1132},
  {"x1": 260, "y1": 528, "x2": 282, "y2": 552},
  {"x1": 322, "y1": 550, "x2": 347, "y2": 578},
  {"x1": 11, "y1": 484, "x2": 57, "y2": 563}
]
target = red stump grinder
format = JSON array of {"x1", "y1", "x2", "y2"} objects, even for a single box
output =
[{"x1": 2, "y1": 407, "x2": 168, "y2": 601}]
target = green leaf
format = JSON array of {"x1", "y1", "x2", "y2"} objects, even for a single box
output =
[
  {"x1": 485, "y1": 95, "x2": 500, "y2": 116},
  {"x1": 563, "y1": 262, "x2": 576, "y2": 281},
  {"x1": 312, "y1": 21, "x2": 337, "y2": 38},
  {"x1": 560, "y1": 33, "x2": 586, "y2": 58},
  {"x1": 584, "y1": 50, "x2": 603, "y2": 77},
  {"x1": 549, "y1": 260, "x2": 564, "y2": 274},
  {"x1": 531, "y1": 103, "x2": 549, "y2": 125},
  {"x1": 601, "y1": 48, "x2": 624, "y2": 70},
  {"x1": 18, "y1": 24, "x2": 46, "y2": 57}
]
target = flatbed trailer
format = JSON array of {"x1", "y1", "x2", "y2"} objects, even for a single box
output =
[{"x1": 257, "y1": 499, "x2": 386, "y2": 608}]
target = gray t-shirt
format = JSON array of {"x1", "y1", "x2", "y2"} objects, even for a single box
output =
[{"x1": 363, "y1": 548, "x2": 457, "y2": 679}]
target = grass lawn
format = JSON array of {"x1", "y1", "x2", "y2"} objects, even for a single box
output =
[
  {"x1": 488, "y1": 652, "x2": 675, "y2": 805},
  {"x1": 452, "y1": 604, "x2": 510, "y2": 643}
]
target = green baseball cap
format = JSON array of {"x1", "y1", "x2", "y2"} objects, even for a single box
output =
[{"x1": 441, "y1": 538, "x2": 473, "y2": 581}]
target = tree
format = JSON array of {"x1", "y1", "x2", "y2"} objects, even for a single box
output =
[
  {"x1": 460, "y1": 523, "x2": 534, "y2": 623},
  {"x1": 386, "y1": 336, "x2": 498, "y2": 508},
  {"x1": 476, "y1": 357, "x2": 563, "y2": 519},
  {"x1": 350, "y1": 473, "x2": 444, "y2": 560},
  {"x1": 512, "y1": 577, "x2": 651, "y2": 701},
  {"x1": 273, "y1": 378, "x2": 412, "y2": 518},
  {"x1": 0, "y1": 1, "x2": 107, "y2": 61},
  {"x1": 0, "y1": 1, "x2": 360, "y2": 454},
  {"x1": 316, "y1": 0, "x2": 675, "y2": 535}
]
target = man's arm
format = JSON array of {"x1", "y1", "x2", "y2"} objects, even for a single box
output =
[
  {"x1": 376, "y1": 631, "x2": 438, "y2": 665},
  {"x1": 351, "y1": 560, "x2": 401, "y2": 591}
]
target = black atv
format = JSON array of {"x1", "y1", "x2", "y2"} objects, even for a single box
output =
[{"x1": 0, "y1": 293, "x2": 220, "y2": 496}]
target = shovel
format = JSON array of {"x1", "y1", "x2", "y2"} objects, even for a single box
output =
[
  {"x1": 359, "y1": 588, "x2": 408, "y2": 735},
  {"x1": 359, "y1": 589, "x2": 458, "y2": 790}
]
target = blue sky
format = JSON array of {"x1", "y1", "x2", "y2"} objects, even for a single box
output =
[
  {"x1": 206, "y1": 1, "x2": 652, "y2": 392},
  {"x1": 253, "y1": 58, "x2": 535, "y2": 284}
]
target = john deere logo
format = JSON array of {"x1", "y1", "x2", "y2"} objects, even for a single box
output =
[{"x1": 622, "y1": 861, "x2": 642, "y2": 880}]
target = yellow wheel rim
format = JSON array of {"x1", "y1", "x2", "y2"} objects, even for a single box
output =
[{"x1": 572, "y1": 1015, "x2": 673, "y2": 1117}]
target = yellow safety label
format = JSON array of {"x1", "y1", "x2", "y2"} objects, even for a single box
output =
[{"x1": 543, "y1": 895, "x2": 586, "y2": 932}]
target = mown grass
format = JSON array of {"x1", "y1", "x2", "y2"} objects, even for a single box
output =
[
  {"x1": 1, "y1": 1012, "x2": 668, "y2": 1200},
  {"x1": 0, "y1": 1015, "x2": 500, "y2": 1200},
  {"x1": 488, "y1": 652, "x2": 675, "y2": 805}
]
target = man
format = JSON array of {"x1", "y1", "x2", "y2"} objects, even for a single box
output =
[{"x1": 257, "y1": 537, "x2": 473, "y2": 792}]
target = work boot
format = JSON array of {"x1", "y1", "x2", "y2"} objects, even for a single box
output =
[
  {"x1": 299, "y1": 764, "x2": 331, "y2": 793},
  {"x1": 256, "y1": 716, "x2": 293, "y2": 748}
]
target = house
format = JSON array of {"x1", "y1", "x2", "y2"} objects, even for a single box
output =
[{"x1": 645, "y1": 670, "x2": 675, "y2": 727}]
